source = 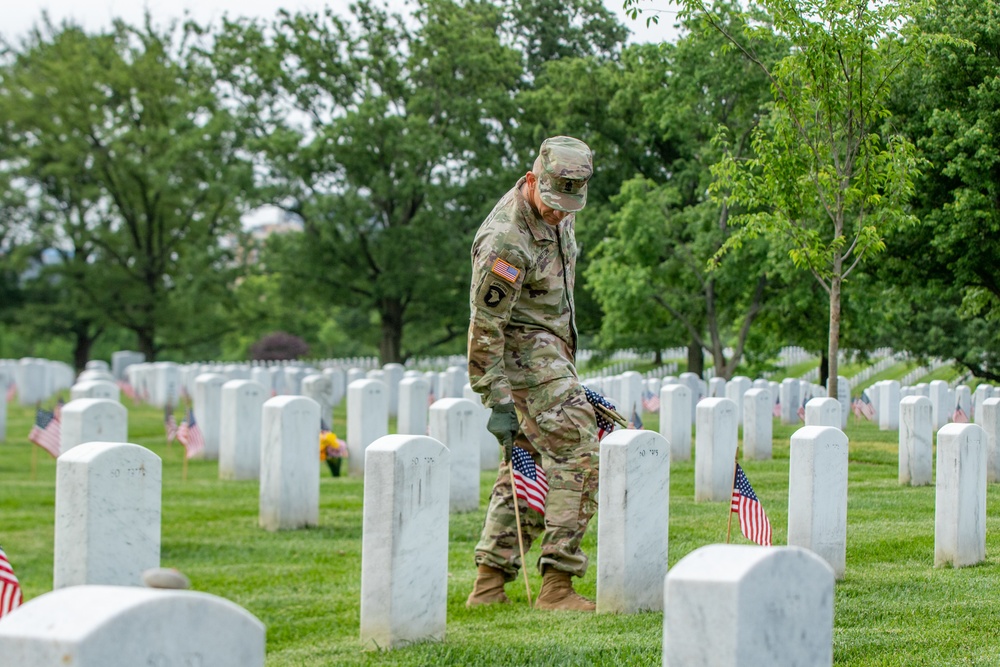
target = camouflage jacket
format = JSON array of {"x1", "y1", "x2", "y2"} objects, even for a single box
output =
[{"x1": 467, "y1": 177, "x2": 579, "y2": 409}]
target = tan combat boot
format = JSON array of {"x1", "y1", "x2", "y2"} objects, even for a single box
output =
[
  {"x1": 466, "y1": 564, "x2": 510, "y2": 608},
  {"x1": 534, "y1": 567, "x2": 595, "y2": 611}
]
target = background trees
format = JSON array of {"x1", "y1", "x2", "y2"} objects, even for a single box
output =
[{"x1": 1, "y1": 0, "x2": 997, "y2": 376}]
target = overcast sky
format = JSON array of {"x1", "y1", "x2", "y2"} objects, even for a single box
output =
[{"x1": 2, "y1": 0, "x2": 682, "y2": 45}]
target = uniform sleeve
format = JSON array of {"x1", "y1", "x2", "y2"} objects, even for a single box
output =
[{"x1": 467, "y1": 242, "x2": 525, "y2": 409}]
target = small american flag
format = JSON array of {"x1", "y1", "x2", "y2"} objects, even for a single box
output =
[
  {"x1": 0, "y1": 545, "x2": 23, "y2": 619},
  {"x1": 772, "y1": 399, "x2": 781, "y2": 418},
  {"x1": 491, "y1": 257, "x2": 520, "y2": 283},
  {"x1": 953, "y1": 404, "x2": 969, "y2": 424},
  {"x1": 28, "y1": 408, "x2": 61, "y2": 458},
  {"x1": 858, "y1": 391, "x2": 876, "y2": 420},
  {"x1": 641, "y1": 390, "x2": 660, "y2": 413},
  {"x1": 176, "y1": 409, "x2": 205, "y2": 459},
  {"x1": 511, "y1": 446, "x2": 548, "y2": 514},
  {"x1": 5, "y1": 382, "x2": 14, "y2": 403},
  {"x1": 585, "y1": 387, "x2": 617, "y2": 441},
  {"x1": 117, "y1": 380, "x2": 138, "y2": 402},
  {"x1": 165, "y1": 405, "x2": 178, "y2": 444},
  {"x1": 628, "y1": 407, "x2": 644, "y2": 430},
  {"x1": 731, "y1": 463, "x2": 772, "y2": 546}
]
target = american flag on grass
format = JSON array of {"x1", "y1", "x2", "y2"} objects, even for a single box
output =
[
  {"x1": 5, "y1": 382, "x2": 14, "y2": 403},
  {"x1": 952, "y1": 403, "x2": 969, "y2": 424},
  {"x1": 28, "y1": 407, "x2": 61, "y2": 458},
  {"x1": 117, "y1": 379, "x2": 138, "y2": 402},
  {"x1": 628, "y1": 407, "x2": 644, "y2": 430},
  {"x1": 584, "y1": 386, "x2": 617, "y2": 440},
  {"x1": 731, "y1": 463, "x2": 772, "y2": 546},
  {"x1": 0, "y1": 545, "x2": 23, "y2": 619},
  {"x1": 511, "y1": 446, "x2": 548, "y2": 514},
  {"x1": 857, "y1": 391, "x2": 876, "y2": 421},
  {"x1": 641, "y1": 390, "x2": 660, "y2": 413},
  {"x1": 164, "y1": 405, "x2": 178, "y2": 444},
  {"x1": 176, "y1": 409, "x2": 205, "y2": 459}
]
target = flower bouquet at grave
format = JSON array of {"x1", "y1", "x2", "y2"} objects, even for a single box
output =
[{"x1": 320, "y1": 429, "x2": 348, "y2": 477}]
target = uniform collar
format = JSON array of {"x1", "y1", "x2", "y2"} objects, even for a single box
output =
[{"x1": 515, "y1": 176, "x2": 559, "y2": 243}]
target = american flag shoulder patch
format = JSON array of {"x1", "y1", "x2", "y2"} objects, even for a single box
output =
[{"x1": 491, "y1": 257, "x2": 520, "y2": 283}]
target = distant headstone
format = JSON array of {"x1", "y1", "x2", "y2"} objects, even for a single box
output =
[
  {"x1": 0, "y1": 586, "x2": 265, "y2": 666},
  {"x1": 360, "y1": 435, "x2": 449, "y2": 650},
  {"x1": 194, "y1": 373, "x2": 227, "y2": 460},
  {"x1": 0, "y1": 368, "x2": 8, "y2": 443},
  {"x1": 694, "y1": 398, "x2": 738, "y2": 502},
  {"x1": 836, "y1": 376, "x2": 850, "y2": 429},
  {"x1": 787, "y1": 426, "x2": 849, "y2": 579},
  {"x1": 619, "y1": 371, "x2": 644, "y2": 421},
  {"x1": 259, "y1": 396, "x2": 320, "y2": 531},
  {"x1": 219, "y1": 380, "x2": 266, "y2": 481},
  {"x1": 743, "y1": 388, "x2": 773, "y2": 461},
  {"x1": 725, "y1": 376, "x2": 752, "y2": 425},
  {"x1": 16, "y1": 358, "x2": 48, "y2": 406},
  {"x1": 301, "y1": 374, "x2": 334, "y2": 430},
  {"x1": 111, "y1": 350, "x2": 144, "y2": 380},
  {"x1": 899, "y1": 396, "x2": 933, "y2": 486},
  {"x1": 429, "y1": 398, "x2": 480, "y2": 513},
  {"x1": 69, "y1": 379, "x2": 120, "y2": 402},
  {"x1": 982, "y1": 398, "x2": 1000, "y2": 483},
  {"x1": 804, "y1": 397, "x2": 840, "y2": 428},
  {"x1": 382, "y1": 363, "x2": 405, "y2": 417},
  {"x1": 60, "y1": 398, "x2": 128, "y2": 456},
  {"x1": 928, "y1": 380, "x2": 950, "y2": 429},
  {"x1": 54, "y1": 442, "x2": 161, "y2": 588},
  {"x1": 463, "y1": 383, "x2": 499, "y2": 471},
  {"x1": 935, "y1": 423, "x2": 987, "y2": 567},
  {"x1": 597, "y1": 429, "x2": 670, "y2": 613},
  {"x1": 780, "y1": 378, "x2": 801, "y2": 426},
  {"x1": 347, "y1": 379, "x2": 389, "y2": 476},
  {"x1": 663, "y1": 545, "x2": 834, "y2": 667},
  {"x1": 878, "y1": 380, "x2": 901, "y2": 431},
  {"x1": 708, "y1": 377, "x2": 726, "y2": 399},
  {"x1": 323, "y1": 367, "x2": 346, "y2": 407},
  {"x1": 659, "y1": 384, "x2": 691, "y2": 463},
  {"x1": 397, "y1": 376, "x2": 431, "y2": 436}
]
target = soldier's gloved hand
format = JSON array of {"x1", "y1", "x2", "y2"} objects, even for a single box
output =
[{"x1": 487, "y1": 402, "x2": 518, "y2": 462}]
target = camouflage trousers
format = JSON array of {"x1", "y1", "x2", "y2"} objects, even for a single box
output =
[{"x1": 474, "y1": 377, "x2": 599, "y2": 579}]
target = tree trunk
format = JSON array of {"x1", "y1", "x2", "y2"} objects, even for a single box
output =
[
  {"x1": 379, "y1": 297, "x2": 405, "y2": 364},
  {"x1": 687, "y1": 339, "x2": 704, "y2": 378},
  {"x1": 818, "y1": 351, "x2": 829, "y2": 390},
  {"x1": 72, "y1": 326, "x2": 100, "y2": 374},
  {"x1": 828, "y1": 274, "x2": 842, "y2": 397},
  {"x1": 137, "y1": 328, "x2": 157, "y2": 363}
]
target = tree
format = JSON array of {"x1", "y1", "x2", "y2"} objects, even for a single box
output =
[
  {"x1": 660, "y1": 0, "x2": 925, "y2": 390},
  {"x1": 566, "y1": 10, "x2": 785, "y2": 377},
  {"x1": 0, "y1": 17, "x2": 254, "y2": 361},
  {"x1": 878, "y1": 0, "x2": 1000, "y2": 381}
]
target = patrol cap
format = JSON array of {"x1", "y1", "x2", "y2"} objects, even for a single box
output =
[{"x1": 537, "y1": 136, "x2": 593, "y2": 212}]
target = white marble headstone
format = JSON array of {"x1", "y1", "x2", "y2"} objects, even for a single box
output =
[
  {"x1": 659, "y1": 384, "x2": 692, "y2": 463},
  {"x1": 54, "y1": 442, "x2": 161, "y2": 588},
  {"x1": 935, "y1": 423, "x2": 986, "y2": 568},
  {"x1": 743, "y1": 388, "x2": 773, "y2": 461},
  {"x1": 695, "y1": 398, "x2": 738, "y2": 502},
  {"x1": 597, "y1": 429, "x2": 670, "y2": 613},
  {"x1": 259, "y1": 396, "x2": 320, "y2": 531},
  {"x1": 360, "y1": 435, "x2": 449, "y2": 650},
  {"x1": 347, "y1": 379, "x2": 389, "y2": 476},
  {"x1": 804, "y1": 397, "x2": 840, "y2": 428},
  {"x1": 899, "y1": 396, "x2": 933, "y2": 486},
  {"x1": 194, "y1": 372, "x2": 227, "y2": 460},
  {"x1": 0, "y1": 585, "x2": 265, "y2": 666},
  {"x1": 787, "y1": 425, "x2": 849, "y2": 579},
  {"x1": 981, "y1": 398, "x2": 1000, "y2": 483},
  {"x1": 397, "y1": 376, "x2": 431, "y2": 436},
  {"x1": 663, "y1": 545, "x2": 834, "y2": 667},
  {"x1": 219, "y1": 380, "x2": 266, "y2": 481},
  {"x1": 60, "y1": 398, "x2": 128, "y2": 456},
  {"x1": 429, "y1": 398, "x2": 480, "y2": 513}
]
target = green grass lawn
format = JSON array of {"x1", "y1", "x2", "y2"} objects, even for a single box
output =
[{"x1": 3, "y1": 399, "x2": 1000, "y2": 665}]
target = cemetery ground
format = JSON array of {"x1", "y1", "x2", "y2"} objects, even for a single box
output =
[{"x1": 3, "y1": 397, "x2": 1000, "y2": 666}]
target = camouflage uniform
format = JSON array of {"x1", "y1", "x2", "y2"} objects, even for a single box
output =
[{"x1": 468, "y1": 137, "x2": 598, "y2": 580}]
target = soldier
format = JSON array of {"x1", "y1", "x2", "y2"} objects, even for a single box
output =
[{"x1": 466, "y1": 136, "x2": 599, "y2": 612}]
